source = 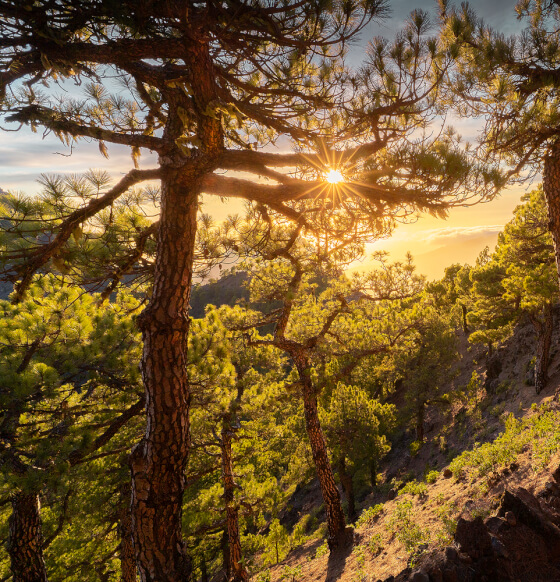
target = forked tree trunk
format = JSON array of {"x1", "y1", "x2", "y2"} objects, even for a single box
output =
[
  {"x1": 544, "y1": 141, "x2": 560, "y2": 292},
  {"x1": 293, "y1": 352, "x2": 349, "y2": 550},
  {"x1": 533, "y1": 303, "x2": 554, "y2": 394},
  {"x1": 220, "y1": 420, "x2": 248, "y2": 582},
  {"x1": 337, "y1": 457, "x2": 356, "y2": 523},
  {"x1": 130, "y1": 35, "x2": 222, "y2": 582},
  {"x1": 8, "y1": 492, "x2": 48, "y2": 582},
  {"x1": 130, "y1": 165, "x2": 199, "y2": 582}
]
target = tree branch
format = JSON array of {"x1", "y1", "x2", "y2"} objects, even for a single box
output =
[{"x1": 9, "y1": 167, "x2": 161, "y2": 302}]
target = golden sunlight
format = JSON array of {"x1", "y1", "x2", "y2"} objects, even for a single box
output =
[{"x1": 325, "y1": 168, "x2": 344, "y2": 184}]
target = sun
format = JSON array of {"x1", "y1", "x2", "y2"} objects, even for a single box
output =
[{"x1": 325, "y1": 168, "x2": 345, "y2": 184}]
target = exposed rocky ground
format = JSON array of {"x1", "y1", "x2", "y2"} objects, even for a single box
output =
[{"x1": 382, "y1": 477, "x2": 560, "y2": 582}]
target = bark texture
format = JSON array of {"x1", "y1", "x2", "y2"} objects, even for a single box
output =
[
  {"x1": 8, "y1": 492, "x2": 48, "y2": 582},
  {"x1": 544, "y1": 141, "x2": 560, "y2": 293},
  {"x1": 130, "y1": 163, "x2": 198, "y2": 581},
  {"x1": 130, "y1": 36, "x2": 222, "y2": 582},
  {"x1": 293, "y1": 352, "x2": 348, "y2": 549},
  {"x1": 221, "y1": 421, "x2": 248, "y2": 582}
]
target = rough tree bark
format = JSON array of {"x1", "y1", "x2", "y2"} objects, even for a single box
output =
[
  {"x1": 337, "y1": 456, "x2": 356, "y2": 523},
  {"x1": 7, "y1": 492, "x2": 48, "y2": 582},
  {"x1": 293, "y1": 352, "x2": 349, "y2": 549},
  {"x1": 533, "y1": 303, "x2": 554, "y2": 394},
  {"x1": 130, "y1": 164, "x2": 197, "y2": 581},
  {"x1": 220, "y1": 419, "x2": 248, "y2": 582},
  {"x1": 130, "y1": 36, "x2": 222, "y2": 582},
  {"x1": 544, "y1": 141, "x2": 560, "y2": 293}
]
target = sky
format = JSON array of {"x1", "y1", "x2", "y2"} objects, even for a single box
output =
[{"x1": 0, "y1": 1, "x2": 530, "y2": 280}]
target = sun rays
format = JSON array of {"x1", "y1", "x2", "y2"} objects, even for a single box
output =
[{"x1": 325, "y1": 168, "x2": 345, "y2": 184}]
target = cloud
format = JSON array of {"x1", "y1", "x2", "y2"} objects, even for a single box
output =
[{"x1": 418, "y1": 225, "x2": 504, "y2": 246}]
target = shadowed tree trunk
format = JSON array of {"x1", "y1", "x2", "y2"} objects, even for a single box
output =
[
  {"x1": 460, "y1": 304, "x2": 469, "y2": 334},
  {"x1": 544, "y1": 141, "x2": 560, "y2": 292},
  {"x1": 532, "y1": 303, "x2": 554, "y2": 394},
  {"x1": 220, "y1": 418, "x2": 248, "y2": 582},
  {"x1": 118, "y1": 484, "x2": 136, "y2": 582},
  {"x1": 337, "y1": 456, "x2": 356, "y2": 523},
  {"x1": 293, "y1": 352, "x2": 349, "y2": 549},
  {"x1": 8, "y1": 492, "x2": 48, "y2": 582},
  {"x1": 221, "y1": 529, "x2": 230, "y2": 581},
  {"x1": 369, "y1": 459, "x2": 377, "y2": 492},
  {"x1": 200, "y1": 557, "x2": 209, "y2": 582}
]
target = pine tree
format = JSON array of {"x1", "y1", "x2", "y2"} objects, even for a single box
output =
[
  {"x1": 0, "y1": 276, "x2": 144, "y2": 581},
  {"x1": 466, "y1": 187, "x2": 557, "y2": 394},
  {"x1": 440, "y1": 0, "x2": 560, "y2": 292},
  {"x1": 0, "y1": 4, "x2": 502, "y2": 576},
  {"x1": 321, "y1": 383, "x2": 394, "y2": 520}
]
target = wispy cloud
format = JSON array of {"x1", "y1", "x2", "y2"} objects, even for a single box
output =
[{"x1": 419, "y1": 225, "x2": 504, "y2": 245}]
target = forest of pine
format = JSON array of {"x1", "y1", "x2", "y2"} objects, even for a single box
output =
[{"x1": 2, "y1": 1, "x2": 560, "y2": 581}]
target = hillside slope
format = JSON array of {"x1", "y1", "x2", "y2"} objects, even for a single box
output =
[{"x1": 257, "y1": 317, "x2": 560, "y2": 582}]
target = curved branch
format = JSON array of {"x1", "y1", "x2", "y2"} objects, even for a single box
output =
[{"x1": 10, "y1": 167, "x2": 161, "y2": 302}]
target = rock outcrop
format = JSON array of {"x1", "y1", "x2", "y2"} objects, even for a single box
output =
[{"x1": 377, "y1": 466, "x2": 560, "y2": 582}]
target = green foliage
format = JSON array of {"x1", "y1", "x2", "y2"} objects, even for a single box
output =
[
  {"x1": 281, "y1": 564, "x2": 303, "y2": 582},
  {"x1": 0, "y1": 275, "x2": 144, "y2": 581},
  {"x1": 321, "y1": 382, "x2": 394, "y2": 483},
  {"x1": 399, "y1": 480, "x2": 428, "y2": 498},
  {"x1": 409, "y1": 440, "x2": 423, "y2": 457},
  {"x1": 386, "y1": 500, "x2": 429, "y2": 556},
  {"x1": 356, "y1": 504, "x2": 384, "y2": 528},
  {"x1": 425, "y1": 470, "x2": 439, "y2": 484},
  {"x1": 314, "y1": 541, "x2": 329, "y2": 559},
  {"x1": 449, "y1": 405, "x2": 560, "y2": 479}
]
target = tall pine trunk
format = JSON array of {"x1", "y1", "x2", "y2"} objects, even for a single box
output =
[
  {"x1": 130, "y1": 36, "x2": 222, "y2": 582},
  {"x1": 533, "y1": 303, "x2": 554, "y2": 394},
  {"x1": 220, "y1": 420, "x2": 248, "y2": 582},
  {"x1": 460, "y1": 304, "x2": 469, "y2": 334},
  {"x1": 293, "y1": 352, "x2": 349, "y2": 549},
  {"x1": 544, "y1": 141, "x2": 560, "y2": 292},
  {"x1": 8, "y1": 492, "x2": 48, "y2": 582},
  {"x1": 130, "y1": 165, "x2": 199, "y2": 582}
]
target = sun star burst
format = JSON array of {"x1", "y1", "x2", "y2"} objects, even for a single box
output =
[{"x1": 325, "y1": 169, "x2": 344, "y2": 184}]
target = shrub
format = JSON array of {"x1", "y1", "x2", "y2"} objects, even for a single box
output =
[
  {"x1": 425, "y1": 470, "x2": 439, "y2": 484},
  {"x1": 386, "y1": 500, "x2": 429, "y2": 555},
  {"x1": 399, "y1": 480, "x2": 428, "y2": 498},
  {"x1": 356, "y1": 504, "x2": 384, "y2": 528}
]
